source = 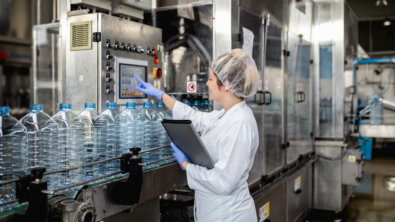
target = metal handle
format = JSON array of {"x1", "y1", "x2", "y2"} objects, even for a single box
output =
[
  {"x1": 295, "y1": 189, "x2": 302, "y2": 194},
  {"x1": 254, "y1": 91, "x2": 265, "y2": 105},
  {"x1": 264, "y1": 91, "x2": 272, "y2": 105},
  {"x1": 296, "y1": 91, "x2": 305, "y2": 103}
]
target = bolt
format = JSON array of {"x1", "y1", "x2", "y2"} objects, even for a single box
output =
[
  {"x1": 93, "y1": 188, "x2": 97, "y2": 192},
  {"x1": 103, "y1": 185, "x2": 107, "y2": 189},
  {"x1": 103, "y1": 209, "x2": 106, "y2": 213}
]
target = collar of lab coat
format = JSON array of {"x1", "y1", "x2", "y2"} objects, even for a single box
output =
[{"x1": 218, "y1": 100, "x2": 246, "y2": 120}]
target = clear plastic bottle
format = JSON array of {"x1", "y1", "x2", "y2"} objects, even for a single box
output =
[
  {"x1": 52, "y1": 103, "x2": 77, "y2": 188},
  {"x1": 370, "y1": 99, "x2": 384, "y2": 124},
  {"x1": 139, "y1": 102, "x2": 160, "y2": 165},
  {"x1": 201, "y1": 100, "x2": 213, "y2": 112},
  {"x1": 76, "y1": 103, "x2": 99, "y2": 180},
  {"x1": 93, "y1": 113, "x2": 114, "y2": 175},
  {"x1": 0, "y1": 106, "x2": 27, "y2": 211},
  {"x1": 191, "y1": 100, "x2": 202, "y2": 111},
  {"x1": 20, "y1": 104, "x2": 59, "y2": 190},
  {"x1": 100, "y1": 102, "x2": 119, "y2": 175},
  {"x1": 155, "y1": 102, "x2": 173, "y2": 161}
]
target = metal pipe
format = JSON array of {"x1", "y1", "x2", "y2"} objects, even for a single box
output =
[
  {"x1": 139, "y1": 145, "x2": 170, "y2": 154},
  {"x1": 139, "y1": 156, "x2": 174, "y2": 166},
  {"x1": 0, "y1": 178, "x2": 20, "y2": 186},
  {"x1": 51, "y1": 170, "x2": 123, "y2": 193},
  {"x1": 0, "y1": 199, "x2": 20, "y2": 207}
]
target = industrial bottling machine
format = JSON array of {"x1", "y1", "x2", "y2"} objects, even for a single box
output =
[{"x1": 0, "y1": 0, "x2": 364, "y2": 221}]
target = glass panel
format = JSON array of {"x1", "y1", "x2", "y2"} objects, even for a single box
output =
[
  {"x1": 263, "y1": 22, "x2": 284, "y2": 175},
  {"x1": 144, "y1": 4, "x2": 213, "y2": 95},
  {"x1": 318, "y1": 45, "x2": 333, "y2": 137},
  {"x1": 237, "y1": 7, "x2": 265, "y2": 184},
  {"x1": 287, "y1": 33, "x2": 313, "y2": 163},
  {"x1": 34, "y1": 24, "x2": 60, "y2": 116}
]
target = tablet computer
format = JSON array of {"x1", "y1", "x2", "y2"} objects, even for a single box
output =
[{"x1": 162, "y1": 119, "x2": 215, "y2": 169}]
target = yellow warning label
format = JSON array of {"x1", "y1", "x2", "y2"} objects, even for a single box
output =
[{"x1": 348, "y1": 155, "x2": 356, "y2": 162}]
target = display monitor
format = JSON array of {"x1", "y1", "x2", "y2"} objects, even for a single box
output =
[{"x1": 118, "y1": 63, "x2": 147, "y2": 99}]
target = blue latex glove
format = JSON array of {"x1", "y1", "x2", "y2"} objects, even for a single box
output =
[
  {"x1": 134, "y1": 75, "x2": 165, "y2": 101},
  {"x1": 170, "y1": 143, "x2": 191, "y2": 170}
]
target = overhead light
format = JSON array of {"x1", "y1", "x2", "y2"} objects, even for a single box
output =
[
  {"x1": 376, "y1": 0, "x2": 388, "y2": 6},
  {"x1": 384, "y1": 18, "x2": 391, "y2": 26}
]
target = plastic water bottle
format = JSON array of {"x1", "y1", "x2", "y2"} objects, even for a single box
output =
[
  {"x1": 52, "y1": 104, "x2": 77, "y2": 188},
  {"x1": 201, "y1": 100, "x2": 213, "y2": 112},
  {"x1": 191, "y1": 100, "x2": 202, "y2": 111},
  {"x1": 155, "y1": 102, "x2": 173, "y2": 162},
  {"x1": 76, "y1": 103, "x2": 99, "y2": 180},
  {"x1": 20, "y1": 104, "x2": 59, "y2": 190},
  {"x1": 93, "y1": 113, "x2": 114, "y2": 176},
  {"x1": 101, "y1": 102, "x2": 119, "y2": 174},
  {"x1": 182, "y1": 100, "x2": 190, "y2": 106},
  {"x1": 0, "y1": 106, "x2": 27, "y2": 211},
  {"x1": 139, "y1": 102, "x2": 160, "y2": 166},
  {"x1": 370, "y1": 100, "x2": 383, "y2": 124},
  {"x1": 101, "y1": 102, "x2": 120, "y2": 120},
  {"x1": 115, "y1": 102, "x2": 145, "y2": 170}
]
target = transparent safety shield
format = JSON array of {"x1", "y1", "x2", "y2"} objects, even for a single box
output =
[
  {"x1": 318, "y1": 45, "x2": 334, "y2": 137},
  {"x1": 33, "y1": 23, "x2": 61, "y2": 116},
  {"x1": 286, "y1": 32, "x2": 313, "y2": 164}
]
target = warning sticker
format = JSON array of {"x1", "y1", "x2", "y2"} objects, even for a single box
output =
[
  {"x1": 348, "y1": 155, "x2": 356, "y2": 162},
  {"x1": 154, "y1": 80, "x2": 160, "y2": 90},
  {"x1": 259, "y1": 202, "x2": 270, "y2": 222},
  {"x1": 265, "y1": 80, "x2": 269, "y2": 90},
  {"x1": 294, "y1": 176, "x2": 301, "y2": 192},
  {"x1": 258, "y1": 80, "x2": 262, "y2": 90},
  {"x1": 187, "y1": 81, "x2": 197, "y2": 93}
]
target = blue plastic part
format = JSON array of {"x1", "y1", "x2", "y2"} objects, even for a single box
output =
[
  {"x1": 156, "y1": 102, "x2": 164, "y2": 107},
  {"x1": 182, "y1": 101, "x2": 190, "y2": 105},
  {"x1": 106, "y1": 102, "x2": 117, "y2": 109},
  {"x1": 203, "y1": 100, "x2": 210, "y2": 105},
  {"x1": 359, "y1": 136, "x2": 373, "y2": 160},
  {"x1": 0, "y1": 106, "x2": 9, "y2": 116},
  {"x1": 143, "y1": 102, "x2": 152, "y2": 108},
  {"x1": 126, "y1": 102, "x2": 136, "y2": 109},
  {"x1": 60, "y1": 103, "x2": 72, "y2": 110},
  {"x1": 85, "y1": 103, "x2": 96, "y2": 109},
  {"x1": 30, "y1": 104, "x2": 43, "y2": 113},
  {"x1": 193, "y1": 100, "x2": 201, "y2": 105}
]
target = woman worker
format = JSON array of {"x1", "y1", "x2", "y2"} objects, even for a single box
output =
[{"x1": 135, "y1": 49, "x2": 260, "y2": 221}]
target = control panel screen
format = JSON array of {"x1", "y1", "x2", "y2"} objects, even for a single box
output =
[{"x1": 119, "y1": 63, "x2": 147, "y2": 99}]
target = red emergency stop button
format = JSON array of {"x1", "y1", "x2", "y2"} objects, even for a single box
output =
[
  {"x1": 153, "y1": 68, "x2": 162, "y2": 79},
  {"x1": 0, "y1": 52, "x2": 7, "y2": 60},
  {"x1": 153, "y1": 50, "x2": 158, "y2": 57}
]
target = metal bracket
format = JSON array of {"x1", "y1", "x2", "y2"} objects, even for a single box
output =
[
  {"x1": 16, "y1": 167, "x2": 50, "y2": 222},
  {"x1": 111, "y1": 148, "x2": 143, "y2": 205},
  {"x1": 93, "y1": 32, "x2": 101, "y2": 42}
]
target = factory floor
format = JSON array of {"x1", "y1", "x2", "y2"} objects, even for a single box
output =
[{"x1": 305, "y1": 155, "x2": 395, "y2": 222}]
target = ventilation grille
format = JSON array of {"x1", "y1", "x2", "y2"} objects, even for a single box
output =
[{"x1": 70, "y1": 21, "x2": 92, "y2": 51}]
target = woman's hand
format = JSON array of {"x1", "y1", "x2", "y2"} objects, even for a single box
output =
[
  {"x1": 134, "y1": 75, "x2": 165, "y2": 101},
  {"x1": 170, "y1": 143, "x2": 190, "y2": 170}
]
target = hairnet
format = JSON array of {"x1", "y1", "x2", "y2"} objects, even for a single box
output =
[{"x1": 211, "y1": 49, "x2": 260, "y2": 98}]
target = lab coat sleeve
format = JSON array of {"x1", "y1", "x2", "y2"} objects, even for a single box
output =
[
  {"x1": 186, "y1": 121, "x2": 255, "y2": 196},
  {"x1": 172, "y1": 101, "x2": 220, "y2": 133}
]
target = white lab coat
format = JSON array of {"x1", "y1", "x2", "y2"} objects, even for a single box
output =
[{"x1": 173, "y1": 100, "x2": 259, "y2": 222}]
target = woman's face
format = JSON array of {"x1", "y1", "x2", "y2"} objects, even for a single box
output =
[{"x1": 206, "y1": 69, "x2": 224, "y2": 102}]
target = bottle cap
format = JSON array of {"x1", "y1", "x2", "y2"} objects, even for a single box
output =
[
  {"x1": 193, "y1": 100, "x2": 201, "y2": 105},
  {"x1": 157, "y1": 101, "x2": 164, "y2": 107},
  {"x1": 0, "y1": 106, "x2": 9, "y2": 116},
  {"x1": 107, "y1": 102, "x2": 117, "y2": 109},
  {"x1": 204, "y1": 100, "x2": 210, "y2": 105},
  {"x1": 182, "y1": 101, "x2": 190, "y2": 105},
  {"x1": 126, "y1": 102, "x2": 136, "y2": 108},
  {"x1": 85, "y1": 103, "x2": 96, "y2": 109},
  {"x1": 60, "y1": 103, "x2": 72, "y2": 110},
  {"x1": 143, "y1": 102, "x2": 152, "y2": 108},
  {"x1": 30, "y1": 104, "x2": 43, "y2": 113}
]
